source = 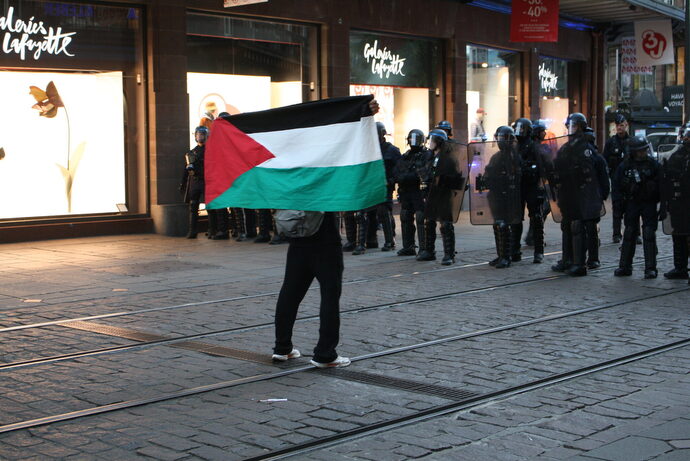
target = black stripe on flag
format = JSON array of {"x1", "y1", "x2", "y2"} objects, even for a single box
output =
[{"x1": 218, "y1": 95, "x2": 374, "y2": 134}]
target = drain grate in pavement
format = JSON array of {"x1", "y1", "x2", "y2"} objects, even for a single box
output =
[
  {"x1": 62, "y1": 321, "x2": 273, "y2": 364},
  {"x1": 320, "y1": 368, "x2": 479, "y2": 401}
]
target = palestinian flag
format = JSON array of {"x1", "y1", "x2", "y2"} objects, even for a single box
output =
[{"x1": 205, "y1": 95, "x2": 386, "y2": 211}]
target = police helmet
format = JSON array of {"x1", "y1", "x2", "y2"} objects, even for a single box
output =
[
  {"x1": 628, "y1": 135, "x2": 650, "y2": 153},
  {"x1": 614, "y1": 113, "x2": 627, "y2": 125},
  {"x1": 494, "y1": 125, "x2": 516, "y2": 142},
  {"x1": 194, "y1": 126, "x2": 209, "y2": 136},
  {"x1": 566, "y1": 112, "x2": 588, "y2": 135},
  {"x1": 584, "y1": 127, "x2": 596, "y2": 144},
  {"x1": 532, "y1": 120, "x2": 547, "y2": 140},
  {"x1": 427, "y1": 129, "x2": 448, "y2": 148},
  {"x1": 436, "y1": 120, "x2": 453, "y2": 136},
  {"x1": 512, "y1": 118, "x2": 533, "y2": 138},
  {"x1": 407, "y1": 129, "x2": 426, "y2": 148},
  {"x1": 218, "y1": 112, "x2": 230, "y2": 118},
  {"x1": 376, "y1": 122, "x2": 387, "y2": 138}
]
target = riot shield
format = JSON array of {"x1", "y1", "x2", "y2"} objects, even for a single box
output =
[
  {"x1": 539, "y1": 137, "x2": 568, "y2": 223},
  {"x1": 660, "y1": 147, "x2": 690, "y2": 235},
  {"x1": 424, "y1": 141, "x2": 469, "y2": 223},
  {"x1": 468, "y1": 140, "x2": 522, "y2": 225}
]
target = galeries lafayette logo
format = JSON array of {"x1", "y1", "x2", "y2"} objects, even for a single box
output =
[
  {"x1": 641, "y1": 29, "x2": 667, "y2": 60},
  {"x1": 0, "y1": 7, "x2": 76, "y2": 60},
  {"x1": 363, "y1": 40, "x2": 406, "y2": 79}
]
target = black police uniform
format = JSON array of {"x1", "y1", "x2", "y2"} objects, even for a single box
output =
[
  {"x1": 514, "y1": 137, "x2": 547, "y2": 263},
  {"x1": 613, "y1": 152, "x2": 660, "y2": 278},
  {"x1": 181, "y1": 144, "x2": 205, "y2": 238},
  {"x1": 394, "y1": 146, "x2": 433, "y2": 255},
  {"x1": 660, "y1": 144, "x2": 690, "y2": 280},
  {"x1": 603, "y1": 132, "x2": 629, "y2": 241}
]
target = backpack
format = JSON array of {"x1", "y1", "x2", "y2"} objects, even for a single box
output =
[{"x1": 273, "y1": 210, "x2": 325, "y2": 238}]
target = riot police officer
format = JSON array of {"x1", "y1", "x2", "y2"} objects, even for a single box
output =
[
  {"x1": 511, "y1": 118, "x2": 546, "y2": 263},
  {"x1": 180, "y1": 126, "x2": 208, "y2": 239},
  {"x1": 603, "y1": 114, "x2": 630, "y2": 243},
  {"x1": 660, "y1": 126, "x2": 690, "y2": 281},
  {"x1": 417, "y1": 129, "x2": 463, "y2": 265},
  {"x1": 436, "y1": 120, "x2": 454, "y2": 139},
  {"x1": 551, "y1": 113, "x2": 609, "y2": 276},
  {"x1": 394, "y1": 129, "x2": 432, "y2": 256},
  {"x1": 613, "y1": 136, "x2": 660, "y2": 278},
  {"x1": 480, "y1": 126, "x2": 522, "y2": 268},
  {"x1": 376, "y1": 122, "x2": 401, "y2": 251}
]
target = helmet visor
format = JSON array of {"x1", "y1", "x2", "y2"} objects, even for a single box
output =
[{"x1": 409, "y1": 132, "x2": 424, "y2": 147}]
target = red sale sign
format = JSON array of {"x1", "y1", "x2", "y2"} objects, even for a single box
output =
[{"x1": 510, "y1": 0, "x2": 559, "y2": 43}]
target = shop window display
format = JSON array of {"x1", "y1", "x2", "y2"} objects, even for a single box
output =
[
  {"x1": 538, "y1": 57, "x2": 569, "y2": 137},
  {"x1": 466, "y1": 45, "x2": 521, "y2": 140},
  {"x1": 0, "y1": 2, "x2": 145, "y2": 221}
]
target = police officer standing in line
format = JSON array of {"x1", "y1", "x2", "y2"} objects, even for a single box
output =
[
  {"x1": 180, "y1": 126, "x2": 208, "y2": 239},
  {"x1": 603, "y1": 114, "x2": 630, "y2": 243},
  {"x1": 417, "y1": 129, "x2": 462, "y2": 265},
  {"x1": 511, "y1": 118, "x2": 546, "y2": 263},
  {"x1": 659, "y1": 126, "x2": 690, "y2": 281},
  {"x1": 613, "y1": 136, "x2": 660, "y2": 278},
  {"x1": 524, "y1": 120, "x2": 551, "y2": 247},
  {"x1": 583, "y1": 127, "x2": 603, "y2": 268},
  {"x1": 376, "y1": 122, "x2": 402, "y2": 251},
  {"x1": 551, "y1": 113, "x2": 609, "y2": 276},
  {"x1": 394, "y1": 129, "x2": 433, "y2": 256}
]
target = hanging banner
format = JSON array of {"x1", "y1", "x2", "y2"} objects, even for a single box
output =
[
  {"x1": 621, "y1": 37, "x2": 653, "y2": 75},
  {"x1": 634, "y1": 20, "x2": 674, "y2": 67},
  {"x1": 510, "y1": 0, "x2": 559, "y2": 43},
  {"x1": 224, "y1": 0, "x2": 267, "y2": 7}
]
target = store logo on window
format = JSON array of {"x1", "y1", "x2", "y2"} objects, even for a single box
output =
[
  {"x1": 363, "y1": 40, "x2": 406, "y2": 79},
  {"x1": 0, "y1": 7, "x2": 76, "y2": 61},
  {"x1": 538, "y1": 63, "x2": 559, "y2": 93}
]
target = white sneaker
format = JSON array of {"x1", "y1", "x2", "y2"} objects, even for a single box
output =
[
  {"x1": 310, "y1": 356, "x2": 351, "y2": 368},
  {"x1": 272, "y1": 349, "x2": 301, "y2": 362}
]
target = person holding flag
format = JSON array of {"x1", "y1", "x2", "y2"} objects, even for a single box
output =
[{"x1": 204, "y1": 96, "x2": 382, "y2": 368}]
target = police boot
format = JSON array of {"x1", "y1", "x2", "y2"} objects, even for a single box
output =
[
  {"x1": 510, "y1": 222, "x2": 523, "y2": 262},
  {"x1": 228, "y1": 209, "x2": 238, "y2": 238},
  {"x1": 532, "y1": 216, "x2": 544, "y2": 264},
  {"x1": 567, "y1": 221, "x2": 587, "y2": 276},
  {"x1": 495, "y1": 223, "x2": 512, "y2": 269},
  {"x1": 440, "y1": 222, "x2": 456, "y2": 266},
  {"x1": 352, "y1": 212, "x2": 367, "y2": 255},
  {"x1": 243, "y1": 209, "x2": 257, "y2": 238},
  {"x1": 642, "y1": 227, "x2": 658, "y2": 279},
  {"x1": 416, "y1": 220, "x2": 436, "y2": 261},
  {"x1": 552, "y1": 221, "x2": 573, "y2": 272},
  {"x1": 233, "y1": 208, "x2": 247, "y2": 241},
  {"x1": 342, "y1": 212, "x2": 357, "y2": 252},
  {"x1": 212, "y1": 209, "x2": 230, "y2": 240},
  {"x1": 187, "y1": 202, "x2": 199, "y2": 239},
  {"x1": 664, "y1": 235, "x2": 689, "y2": 279},
  {"x1": 612, "y1": 216, "x2": 622, "y2": 244},
  {"x1": 270, "y1": 219, "x2": 288, "y2": 245},
  {"x1": 397, "y1": 210, "x2": 416, "y2": 256},
  {"x1": 615, "y1": 227, "x2": 636, "y2": 276},
  {"x1": 379, "y1": 206, "x2": 395, "y2": 251},
  {"x1": 525, "y1": 221, "x2": 535, "y2": 247},
  {"x1": 254, "y1": 209, "x2": 272, "y2": 243},
  {"x1": 585, "y1": 220, "x2": 601, "y2": 269},
  {"x1": 489, "y1": 224, "x2": 501, "y2": 266},
  {"x1": 366, "y1": 210, "x2": 379, "y2": 249},
  {"x1": 206, "y1": 208, "x2": 217, "y2": 239}
]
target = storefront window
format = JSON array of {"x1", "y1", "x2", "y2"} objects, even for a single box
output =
[
  {"x1": 466, "y1": 45, "x2": 521, "y2": 141},
  {"x1": 538, "y1": 57, "x2": 569, "y2": 137},
  {"x1": 187, "y1": 13, "x2": 318, "y2": 146},
  {"x1": 0, "y1": 2, "x2": 146, "y2": 220},
  {"x1": 349, "y1": 31, "x2": 441, "y2": 149}
]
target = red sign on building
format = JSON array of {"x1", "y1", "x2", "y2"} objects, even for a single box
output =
[{"x1": 510, "y1": 0, "x2": 559, "y2": 43}]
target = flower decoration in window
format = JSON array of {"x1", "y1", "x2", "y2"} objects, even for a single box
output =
[{"x1": 29, "y1": 81, "x2": 64, "y2": 118}]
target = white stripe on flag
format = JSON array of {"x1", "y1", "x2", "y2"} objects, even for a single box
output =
[{"x1": 250, "y1": 116, "x2": 381, "y2": 169}]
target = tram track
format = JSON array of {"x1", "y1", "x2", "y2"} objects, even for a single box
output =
[
  {"x1": 0, "y1": 255, "x2": 674, "y2": 372},
  {"x1": 0, "y1": 285, "x2": 686, "y2": 436},
  {"x1": 0, "y1": 243, "x2": 661, "y2": 334}
]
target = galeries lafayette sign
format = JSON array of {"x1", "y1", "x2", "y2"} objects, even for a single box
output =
[{"x1": 0, "y1": 7, "x2": 76, "y2": 60}]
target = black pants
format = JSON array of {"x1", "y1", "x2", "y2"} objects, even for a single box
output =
[{"x1": 274, "y1": 244, "x2": 343, "y2": 363}]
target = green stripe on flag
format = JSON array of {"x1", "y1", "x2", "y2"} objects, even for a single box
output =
[{"x1": 207, "y1": 160, "x2": 387, "y2": 211}]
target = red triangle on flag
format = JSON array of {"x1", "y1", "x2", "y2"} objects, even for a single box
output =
[{"x1": 204, "y1": 118, "x2": 275, "y2": 205}]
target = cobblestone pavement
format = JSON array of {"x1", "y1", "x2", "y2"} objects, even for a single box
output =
[{"x1": 1, "y1": 210, "x2": 688, "y2": 460}]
